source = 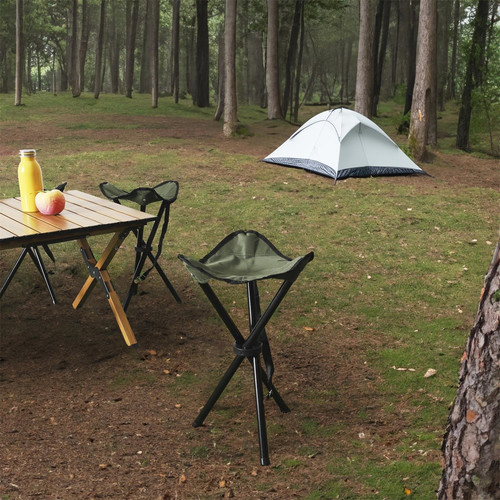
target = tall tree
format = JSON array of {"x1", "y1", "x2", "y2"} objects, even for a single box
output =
[
  {"x1": 171, "y1": 0, "x2": 180, "y2": 103},
  {"x1": 447, "y1": 0, "x2": 461, "y2": 101},
  {"x1": 195, "y1": 0, "x2": 209, "y2": 107},
  {"x1": 266, "y1": 0, "x2": 281, "y2": 119},
  {"x1": 151, "y1": 0, "x2": 159, "y2": 108},
  {"x1": 292, "y1": 0, "x2": 305, "y2": 122},
  {"x1": 79, "y1": 0, "x2": 90, "y2": 93},
  {"x1": 140, "y1": 0, "x2": 152, "y2": 93},
  {"x1": 94, "y1": 0, "x2": 106, "y2": 99},
  {"x1": 223, "y1": 0, "x2": 238, "y2": 136},
  {"x1": 456, "y1": 0, "x2": 490, "y2": 151},
  {"x1": 109, "y1": 1, "x2": 120, "y2": 94},
  {"x1": 15, "y1": 0, "x2": 23, "y2": 106},
  {"x1": 355, "y1": 0, "x2": 375, "y2": 117},
  {"x1": 408, "y1": 0, "x2": 437, "y2": 162},
  {"x1": 402, "y1": 0, "x2": 418, "y2": 116},
  {"x1": 70, "y1": 0, "x2": 80, "y2": 97},
  {"x1": 125, "y1": 0, "x2": 139, "y2": 98},
  {"x1": 438, "y1": 238, "x2": 500, "y2": 498},
  {"x1": 371, "y1": 0, "x2": 391, "y2": 116},
  {"x1": 282, "y1": 0, "x2": 302, "y2": 120}
]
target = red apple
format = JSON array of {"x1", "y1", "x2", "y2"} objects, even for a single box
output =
[{"x1": 35, "y1": 189, "x2": 66, "y2": 215}]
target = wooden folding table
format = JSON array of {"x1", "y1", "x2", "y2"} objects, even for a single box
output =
[{"x1": 0, "y1": 190, "x2": 156, "y2": 346}]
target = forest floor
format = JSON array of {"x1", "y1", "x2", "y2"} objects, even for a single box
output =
[{"x1": 0, "y1": 103, "x2": 499, "y2": 499}]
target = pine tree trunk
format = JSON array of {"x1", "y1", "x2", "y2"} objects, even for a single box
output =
[
  {"x1": 171, "y1": 0, "x2": 180, "y2": 103},
  {"x1": 15, "y1": 0, "x2": 23, "y2": 106},
  {"x1": 456, "y1": 0, "x2": 490, "y2": 151},
  {"x1": 266, "y1": 0, "x2": 282, "y2": 119},
  {"x1": 223, "y1": 0, "x2": 238, "y2": 137},
  {"x1": 438, "y1": 238, "x2": 500, "y2": 498},
  {"x1": 94, "y1": 0, "x2": 106, "y2": 99},
  {"x1": 70, "y1": 0, "x2": 80, "y2": 97},
  {"x1": 151, "y1": 0, "x2": 159, "y2": 108},
  {"x1": 408, "y1": 0, "x2": 437, "y2": 162},
  {"x1": 125, "y1": 0, "x2": 139, "y2": 98},
  {"x1": 195, "y1": 0, "x2": 209, "y2": 107},
  {"x1": 355, "y1": 0, "x2": 375, "y2": 117}
]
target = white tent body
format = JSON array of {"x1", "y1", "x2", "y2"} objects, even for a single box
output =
[{"x1": 263, "y1": 108, "x2": 426, "y2": 182}]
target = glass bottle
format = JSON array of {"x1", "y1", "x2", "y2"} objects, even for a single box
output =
[{"x1": 18, "y1": 149, "x2": 44, "y2": 212}]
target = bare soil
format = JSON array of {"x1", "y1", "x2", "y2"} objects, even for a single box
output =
[{"x1": 0, "y1": 114, "x2": 498, "y2": 499}]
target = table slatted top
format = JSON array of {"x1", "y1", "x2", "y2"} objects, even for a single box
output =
[{"x1": 0, "y1": 190, "x2": 156, "y2": 250}]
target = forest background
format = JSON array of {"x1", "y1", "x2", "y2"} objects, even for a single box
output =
[{"x1": 0, "y1": 0, "x2": 499, "y2": 157}]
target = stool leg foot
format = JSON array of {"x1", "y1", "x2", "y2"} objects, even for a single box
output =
[{"x1": 252, "y1": 354, "x2": 270, "y2": 466}]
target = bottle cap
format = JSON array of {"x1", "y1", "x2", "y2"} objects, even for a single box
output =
[{"x1": 19, "y1": 149, "x2": 37, "y2": 157}]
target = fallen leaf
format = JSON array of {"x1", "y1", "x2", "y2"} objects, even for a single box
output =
[
  {"x1": 303, "y1": 326, "x2": 314, "y2": 332},
  {"x1": 404, "y1": 486, "x2": 412, "y2": 495},
  {"x1": 179, "y1": 474, "x2": 187, "y2": 484},
  {"x1": 219, "y1": 479, "x2": 226, "y2": 488},
  {"x1": 424, "y1": 368, "x2": 437, "y2": 378}
]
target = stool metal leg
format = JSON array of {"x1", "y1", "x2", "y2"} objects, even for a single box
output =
[
  {"x1": 251, "y1": 352, "x2": 270, "y2": 466},
  {"x1": 199, "y1": 282, "x2": 290, "y2": 412}
]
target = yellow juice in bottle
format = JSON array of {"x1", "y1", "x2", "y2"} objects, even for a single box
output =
[{"x1": 18, "y1": 149, "x2": 43, "y2": 212}]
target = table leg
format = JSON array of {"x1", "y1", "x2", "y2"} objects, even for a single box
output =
[{"x1": 72, "y1": 232, "x2": 137, "y2": 346}]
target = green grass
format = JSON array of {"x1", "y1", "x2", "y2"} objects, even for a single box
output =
[{"x1": 0, "y1": 92, "x2": 498, "y2": 498}]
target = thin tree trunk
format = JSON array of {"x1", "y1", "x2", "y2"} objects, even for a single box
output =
[
  {"x1": 438, "y1": 238, "x2": 500, "y2": 498},
  {"x1": 151, "y1": 0, "x2": 159, "y2": 108},
  {"x1": 408, "y1": 0, "x2": 437, "y2": 161},
  {"x1": 266, "y1": 0, "x2": 281, "y2": 119},
  {"x1": 403, "y1": 0, "x2": 418, "y2": 116},
  {"x1": 456, "y1": 0, "x2": 490, "y2": 151},
  {"x1": 223, "y1": 0, "x2": 238, "y2": 137},
  {"x1": 437, "y1": 0, "x2": 452, "y2": 111},
  {"x1": 94, "y1": 0, "x2": 106, "y2": 99},
  {"x1": 355, "y1": 0, "x2": 375, "y2": 117},
  {"x1": 70, "y1": 0, "x2": 80, "y2": 97},
  {"x1": 171, "y1": 0, "x2": 180, "y2": 103},
  {"x1": 15, "y1": 0, "x2": 23, "y2": 106},
  {"x1": 372, "y1": 0, "x2": 391, "y2": 116},
  {"x1": 446, "y1": 0, "x2": 460, "y2": 101},
  {"x1": 282, "y1": 0, "x2": 302, "y2": 120},
  {"x1": 195, "y1": 0, "x2": 209, "y2": 107},
  {"x1": 140, "y1": 0, "x2": 151, "y2": 93},
  {"x1": 125, "y1": 0, "x2": 139, "y2": 98},
  {"x1": 214, "y1": 27, "x2": 224, "y2": 121},
  {"x1": 293, "y1": 0, "x2": 305, "y2": 122},
  {"x1": 79, "y1": 0, "x2": 89, "y2": 93}
]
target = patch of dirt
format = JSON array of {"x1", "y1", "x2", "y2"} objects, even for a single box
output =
[{"x1": 1, "y1": 113, "x2": 498, "y2": 498}]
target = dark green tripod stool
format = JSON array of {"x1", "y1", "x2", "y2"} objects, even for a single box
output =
[
  {"x1": 99, "y1": 181, "x2": 181, "y2": 311},
  {"x1": 179, "y1": 230, "x2": 314, "y2": 465}
]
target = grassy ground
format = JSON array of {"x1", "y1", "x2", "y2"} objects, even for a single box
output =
[{"x1": 0, "y1": 92, "x2": 499, "y2": 499}]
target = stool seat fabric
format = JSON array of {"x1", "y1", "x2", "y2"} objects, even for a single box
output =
[
  {"x1": 99, "y1": 181, "x2": 178, "y2": 206},
  {"x1": 179, "y1": 230, "x2": 313, "y2": 284}
]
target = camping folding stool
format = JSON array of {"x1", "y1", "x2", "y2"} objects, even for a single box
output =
[
  {"x1": 0, "y1": 182, "x2": 67, "y2": 304},
  {"x1": 178, "y1": 230, "x2": 314, "y2": 465},
  {"x1": 99, "y1": 181, "x2": 181, "y2": 311}
]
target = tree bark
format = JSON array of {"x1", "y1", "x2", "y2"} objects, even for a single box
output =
[
  {"x1": 403, "y1": 0, "x2": 418, "y2": 116},
  {"x1": 355, "y1": 0, "x2": 375, "y2": 117},
  {"x1": 109, "y1": 1, "x2": 120, "y2": 94},
  {"x1": 94, "y1": 0, "x2": 106, "y2": 99},
  {"x1": 408, "y1": 0, "x2": 437, "y2": 162},
  {"x1": 171, "y1": 0, "x2": 180, "y2": 103},
  {"x1": 266, "y1": 0, "x2": 282, "y2": 119},
  {"x1": 446, "y1": 0, "x2": 460, "y2": 101},
  {"x1": 79, "y1": 0, "x2": 90, "y2": 93},
  {"x1": 125, "y1": 0, "x2": 139, "y2": 98},
  {"x1": 195, "y1": 0, "x2": 209, "y2": 107},
  {"x1": 140, "y1": 0, "x2": 152, "y2": 94},
  {"x1": 15, "y1": 0, "x2": 23, "y2": 106},
  {"x1": 223, "y1": 0, "x2": 238, "y2": 137},
  {"x1": 438, "y1": 238, "x2": 500, "y2": 499},
  {"x1": 282, "y1": 0, "x2": 302, "y2": 120},
  {"x1": 151, "y1": 0, "x2": 159, "y2": 108},
  {"x1": 70, "y1": 0, "x2": 80, "y2": 97},
  {"x1": 456, "y1": 0, "x2": 490, "y2": 151},
  {"x1": 293, "y1": 0, "x2": 305, "y2": 122}
]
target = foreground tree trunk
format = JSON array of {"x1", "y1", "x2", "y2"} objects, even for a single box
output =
[
  {"x1": 438, "y1": 238, "x2": 500, "y2": 498},
  {"x1": 266, "y1": 0, "x2": 281, "y2": 119},
  {"x1": 15, "y1": 0, "x2": 23, "y2": 106},
  {"x1": 408, "y1": 0, "x2": 437, "y2": 161},
  {"x1": 223, "y1": 0, "x2": 238, "y2": 136}
]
